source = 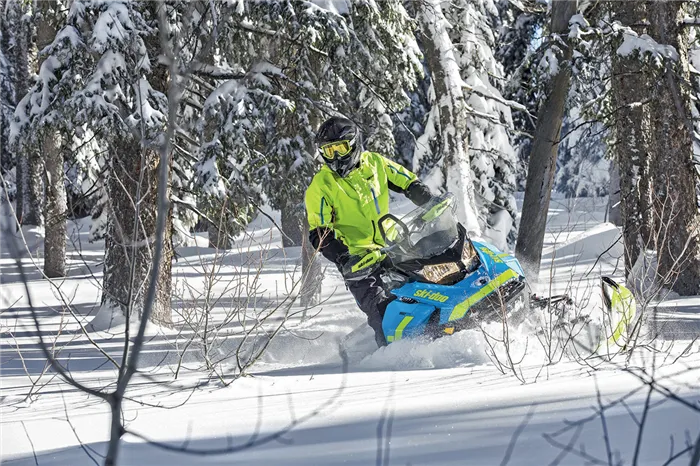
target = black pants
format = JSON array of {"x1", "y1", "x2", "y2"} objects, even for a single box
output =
[{"x1": 346, "y1": 270, "x2": 395, "y2": 347}]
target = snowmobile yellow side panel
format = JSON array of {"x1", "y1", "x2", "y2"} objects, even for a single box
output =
[
  {"x1": 448, "y1": 268, "x2": 519, "y2": 322},
  {"x1": 386, "y1": 315, "x2": 414, "y2": 342}
]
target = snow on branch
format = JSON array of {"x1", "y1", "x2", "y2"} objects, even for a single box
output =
[{"x1": 613, "y1": 22, "x2": 679, "y2": 63}]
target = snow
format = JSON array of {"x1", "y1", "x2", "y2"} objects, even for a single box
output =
[
  {"x1": 568, "y1": 14, "x2": 589, "y2": 40},
  {"x1": 539, "y1": 46, "x2": 560, "y2": 77},
  {"x1": 2, "y1": 197, "x2": 700, "y2": 465},
  {"x1": 418, "y1": 0, "x2": 482, "y2": 237},
  {"x1": 91, "y1": 1, "x2": 136, "y2": 54},
  {"x1": 615, "y1": 23, "x2": 679, "y2": 63},
  {"x1": 307, "y1": 0, "x2": 350, "y2": 16},
  {"x1": 53, "y1": 25, "x2": 82, "y2": 48}
]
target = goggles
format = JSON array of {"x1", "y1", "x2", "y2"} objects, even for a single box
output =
[{"x1": 319, "y1": 140, "x2": 352, "y2": 160}]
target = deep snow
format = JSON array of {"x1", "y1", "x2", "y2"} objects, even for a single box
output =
[{"x1": 1, "y1": 196, "x2": 699, "y2": 465}]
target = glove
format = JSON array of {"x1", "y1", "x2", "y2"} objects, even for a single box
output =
[
  {"x1": 350, "y1": 250, "x2": 386, "y2": 273},
  {"x1": 339, "y1": 250, "x2": 386, "y2": 281}
]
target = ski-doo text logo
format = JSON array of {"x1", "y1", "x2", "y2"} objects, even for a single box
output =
[
  {"x1": 479, "y1": 247, "x2": 503, "y2": 263},
  {"x1": 413, "y1": 290, "x2": 449, "y2": 303}
]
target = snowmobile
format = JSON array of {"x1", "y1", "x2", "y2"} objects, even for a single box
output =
[
  {"x1": 343, "y1": 194, "x2": 638, "y2": 348},
  {"x1": 346, "y1": 194, "x2": 532, "y2": 345}
]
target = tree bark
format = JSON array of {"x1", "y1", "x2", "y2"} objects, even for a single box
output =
[
  {"x1": 280, "y1": 200, "x2": 304, "y2": 248},
  {"x1": 417, "y1": 0, "x2": 480, "y2": 235},
  {"x1": 514, "y1": 0, "x2": 577, "y2": 280},
  {"x1": 0, "y1": 0, "x2": 14, "y2": 191},
  {"x1": 207, "y1": 199, "x2": 234, "y2": 250},
  {"x1": 610, "y1": 0, "x2": 652, "y2": 278},
  {"x1": 607, "y1": 159, "x2": 622, "y2": 227},
  {"x1": 37, "y1": 0, "x2": 66, "y2": 278},
  {"x1": 101, "y1": 136, "x2": 174, "y2": 325},
  {"x1": 207, "y1": 193, "x2": 254, "y2": 249},
  {"x1": 5, "y1": 0, "x2": 31, "y2": 227},
  {"x1": 43, "y1": 132, "x2": 66, "y2": 277},
  {"x1": 22, "y1": 151, "x2": 43, "y2": 226},
  {"x1": 299, "y1": 216, "x2": 323, "y2": 309},
  {"x1": 646, "y1": 0, "x2": 700, "y2": 295}
]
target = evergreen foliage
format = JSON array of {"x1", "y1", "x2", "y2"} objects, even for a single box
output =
[
  {"x1": 555, "y1": 114, "x2": 609, "y2": 198},
  {"x1": 445, "y1": 0, "x2": 519, "y2": 247},
  {"x1": 495, "y1": 0, "x2": 546, "y2": 190},
  {"x1": 190, "y1": 0, "x2": 422, "y2": 246},
  {"x1": 555, "y1": 6, "x2": 610, "y2": 199}
]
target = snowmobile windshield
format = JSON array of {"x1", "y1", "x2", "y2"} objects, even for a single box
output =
[{"x1": 380, "y1": 195, "x2": 459, "y2": 262}]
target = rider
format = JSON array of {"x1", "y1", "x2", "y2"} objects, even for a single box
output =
[{"x1": 305, "y1": 116, "x2": 434, "y2": 347}]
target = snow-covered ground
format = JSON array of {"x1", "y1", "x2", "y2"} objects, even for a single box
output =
[{"x1": 1, "y1": 196, "x2": 699, "y2": 465}]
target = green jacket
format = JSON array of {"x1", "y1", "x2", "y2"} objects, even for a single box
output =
[{"x1": 305, "y1": 151, "x2": 421, "y2": 257}]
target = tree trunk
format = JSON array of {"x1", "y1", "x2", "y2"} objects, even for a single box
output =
[
  {"x1": 207, "y1": 195, "x2": 255, "y2": 249},
  {"x1": 43, "y1": 133, "x2": 66, "y2": 277},
  {"x1": 300, "y1": 217, "x2": 323, "y2": 310},
  {"x1": 417, "y1": 0, "x2": 480, "y2": 235},
  {"x1": 1, "y1": 0, "x2": 14, "y2": 197},
  {"x1": 607, "y1": 159, "x2": 622, "y2": 227},
  {"x1": 11, "y1": 2, "x2": 43, "y2": 226},
  {"x1": 22, "y1": 151, "x2": 43, "y2": 226},
  {"x1": 37, "y1": 0, "x2": 66, "y2": 278},
  {"x1": 100, "y1": 30, "x2": 174, "y2": 324},
  {"x1": 610, "y1": 0, "x2": 652, "y2": 278},
  {"x1": 207, "y1": 200, "x2": 234, "y2": 250},
  {"x1": 280, "y1": 200, "x2": 304, "y2": 248},
  {"x1": 101, "y1": 135, "x2": 174, "y2": 325},
  {"x1": 5, "y1": 0, "x2": 31, "y2": 227},
  {"x1": 646, "y1": 0, "x2": 700, "y2": 295},
  {"x1": 514, "y1": 0, "x2": 577, "y2": 280}
]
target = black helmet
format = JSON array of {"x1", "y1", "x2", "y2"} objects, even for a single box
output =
[{"x1": 315, "y1": 116, "x2": 363, "y2": 177}]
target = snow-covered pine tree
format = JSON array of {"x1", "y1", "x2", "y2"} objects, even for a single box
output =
[
  {"x1": 191, "y1": 0, "x2": 422, "y2": 250},
  {"x1": 495, "y1": 0, "x2": 546, "y2": 190},
  {"x1": 393, "y1": 70, "x2": 430, "y2": 169},
  {"x1": 415, "y1": 0, "x2": 480, "y2": 235},
  {"x1": 12, "y1": 1, "x2": 106, "y2": 277},
  {"x1": 555, "y1": 113, "x2": 609, "y2": 198},
  {"x1": 186, "y1": 1, "x2": 284, "y2": 249},
  {"x1": 344, "y1": 0, "x2": 421, "y2": 156},
  {"x1": 645, "y1": 1, "x2": 700, "y2": 294},
  {"x1": 609, "y1": 1, "x2": 656, "y2": 277},
  {"x1": 36, "y1": 0, "x2": 67, "y2": 278},
  {"x1": 690, "y1": 16, "x2": 700, "y2": 189},
  {"x1": 607, "y1": 0, "x2": 700, "y2": 293},
  {"x1": 554, "y1": 2, "x2": 611, "y2": 200},
  {"x1": 443, "y1": 0, "x2": 519, "y2": 249},
  {"x1": 19, "y1": 0, "x2": 176, "y2": 323},
  {"x1": 99, "y1": 1, "x2": 176, "y2": 324},
  {"x1": 195, "y1": 65, "x2": 286, "y2": 250},
  {"x1": 5, "y1": 0, "x2": 43, "y2": 228},
  {"x1": 515, "y1": 0, "x2": 578, "y2": 279}
]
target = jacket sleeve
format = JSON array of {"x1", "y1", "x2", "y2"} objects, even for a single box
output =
[
  {"x1": 382, "y1": 156, "x2": 433, "y2": 206},
  {"x1": 382, "y1": 155, "x2": 418, "y2": 191},
  {"x1": 305, "y1": 180, "x2": 349, "y2": 265}
]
